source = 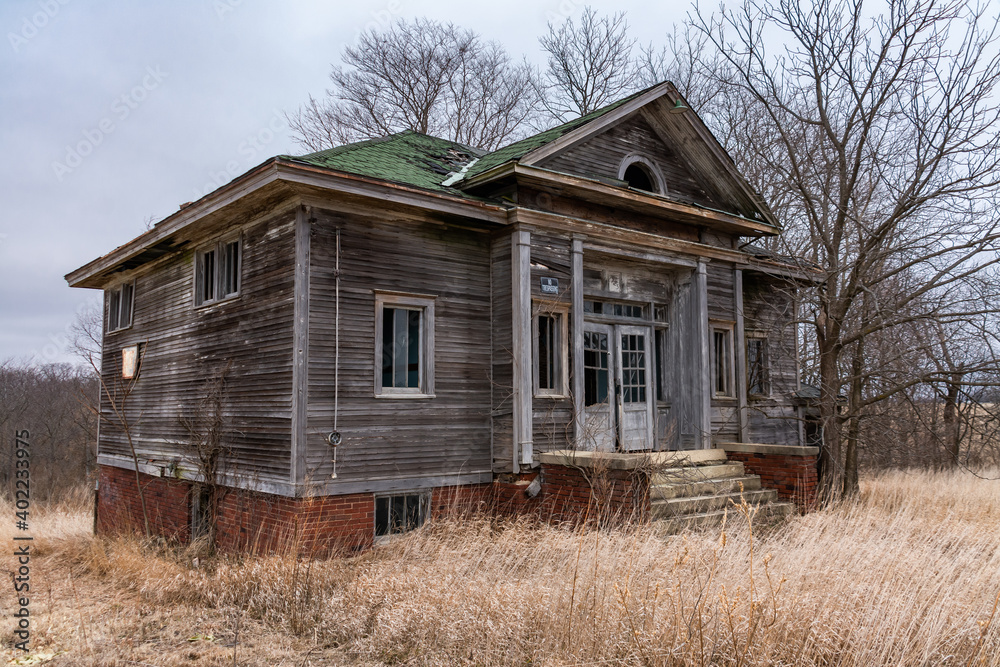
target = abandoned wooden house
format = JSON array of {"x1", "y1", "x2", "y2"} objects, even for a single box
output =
[{"x1": 66, "y1": 81, "x2": 820, "y2": 552}]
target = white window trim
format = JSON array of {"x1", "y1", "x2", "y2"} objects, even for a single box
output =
[
  {"x1": 746, "y1": 331, "x2": 771, "y2": 398},
  {"x1": 374, "y1": 291, "x2": 436, "y2": 399},
  {"x1": 106, "y1": 280, "x2": 135, "y2": 333},
  {"x1": 532, "y1": 302, "x2": 569, "y2": 398},
  {"x1": 617, "y1": 154, "x2": 667, "y2": 194},
  {"x1": 710, "y1": 321, "x2": 736, "y2": 399},
  {"x1": 194, "y1": 234, "x2": 242, "y2": 308}
]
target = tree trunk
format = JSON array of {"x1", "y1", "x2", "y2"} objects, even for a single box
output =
[
  {"x1": 843, "y1": 341, "x2": 864, "y2": 497},
  {"x1": 943, "y1": 373, "x2": 962, "y2": 466},
  {"x1": 817, "y1": 340, "x2": 842, "y2": 503}
]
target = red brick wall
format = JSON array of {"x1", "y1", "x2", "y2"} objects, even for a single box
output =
[
  {"x1": 96, "y1": 465, "x2": 376, "y2": 555},
  {"x1": 540, "y1": 464, "x2": 648, "y2": 526},
  {"x1": 216, "y1": 490, "x2": 374, "y2": 555},
  {"x1": 727, "y1": 451, "x2": 818, "y2": 511},
  {"x1": 97, "y1": 465, "x2": 192, "y2": 541}
]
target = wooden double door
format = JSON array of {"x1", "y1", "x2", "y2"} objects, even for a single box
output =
[{"x1": 582, "y1": 323, "x2": 655, "y2": 452}]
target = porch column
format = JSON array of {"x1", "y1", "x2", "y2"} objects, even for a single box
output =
[
  {"x1": 511, "y1": 229, "x2": 533, "y2": 472},
  {"x1": 694, "y1": 260, "x2": 712, "y2": 448},
  {"x1": 571, "y1": 237, "x2": 585, "y2": 446},
  {"x1": 734, "y1": 268, "x2": 749, "y2": 441}
]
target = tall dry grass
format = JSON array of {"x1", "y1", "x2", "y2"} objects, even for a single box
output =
[{"x1": 7, "y1": 469, "x2": 1000, "y2": 665}]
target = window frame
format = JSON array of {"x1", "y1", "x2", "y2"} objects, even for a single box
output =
[
  {"x1": 532, "y1": 302, "x2": 569, "y2": 398},
  {"x1": 106, "y1": 280, "x2": 135, "y2": 333},
  {"x1": 745, "y1": 332, "x2": 771, "y2": 398},
  {"x1": 194, "y1": 234, "x2": 242, "y2": 307},
  {"x1": 710, "y1": 322, "x2": 736, "y2": 399},
  {"x1": 374, "y1": 491, "x2": 429, "y2": 541},
  {"x1": 654, "y1": 326, "x2": 669, "y2": 404},
  {"x1": 374, "y1": 291, "x2": 436, "y2": 399},
  {"x1": 617, "y1": 154, "x2": 666, "y2": 194}
]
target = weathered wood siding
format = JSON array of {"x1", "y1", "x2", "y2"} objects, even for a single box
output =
[
  {"x1": 530, "y1": 232, "x2": 574, "y2": 457},
  {"x1": 99, "y1": 209, "x2": 297, "y2": 486},
  {"x1": 539, "y1": 112, "x2": 716, "y2": 209},
  {"x1": 743, "y1": 273, "x2": 801, "y2": 446},
  {"x1": 491, "y1": 232, "x2": 515, "y2": 473},
  {"x1": 708, "y1": 261, "x2": 740, "y2": 441},
  {"x1": 305, "y1": 207, "x2": 494, "y2": 486}
]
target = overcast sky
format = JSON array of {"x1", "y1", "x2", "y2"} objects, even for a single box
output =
[{"x1": 0, "y1": 0, "x2": 690, "y2": 365}]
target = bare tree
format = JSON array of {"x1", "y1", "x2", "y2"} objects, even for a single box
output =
[
  {"x1": 288, "y1": 18, "x2": 540, "y2": 152},
  {"x1": 536, "y1": 7, "x2": 638, "y2": 123},
  {"x1": 180, "y1": 362, "x2": 233, "y2": 552},
  {"x1": 691, "y1": 0, "x2": 1000, "y2": 498}
]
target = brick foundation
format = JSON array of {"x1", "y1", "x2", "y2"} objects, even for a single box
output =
[
  {"x1": 98, "y1": 465, "x2": 501, "y2": 555},
  {"x1": 540, "y1": 462, "x2": 648, "y2": 525},
  {"x1": 97, "y1": 465, "x2": 192, "y2": 541},
  {"x1": 724, "y1": 445, "x2": 819, "y2": 511}
]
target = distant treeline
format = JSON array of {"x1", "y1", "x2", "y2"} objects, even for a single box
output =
[{"x1": 0, "y1": 361, "x2": 97, "y2": 500}]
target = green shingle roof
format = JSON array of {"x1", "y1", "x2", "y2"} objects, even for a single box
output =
[
  {"x1": 284, "y1": 86, "x2": 654, "y2": 197},
  {"x1": 460, "y1": 88, "x2": 650, "y2": 180},
  {"x1": 285, "y1": 131, "x2": 484, "y2": 194}
]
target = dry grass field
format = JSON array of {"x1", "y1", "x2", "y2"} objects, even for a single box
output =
[{"x1": 1, "y1": 468, "x2": 999, "y2": 666}]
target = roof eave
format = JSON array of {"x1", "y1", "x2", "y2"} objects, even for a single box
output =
[
  {"x1": 510, "y1": 164, "x2": 780, "y2": 237},
  {"x1": 67, "y1": 158, "x2": 511, "y2": 289}
]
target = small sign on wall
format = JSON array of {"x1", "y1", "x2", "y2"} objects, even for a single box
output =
[
  {"x1": 122, "y1": 344, "x2": 141, "y2": 379},
  {"x1": 540, "y1": 277, "x2": 559, "y2": 294}
]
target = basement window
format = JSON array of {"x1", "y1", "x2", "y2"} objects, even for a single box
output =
[
  {"x1": 195, "y1": 236, "x2": 241, "y2": 306},
  {"x1": 106, "y1": 281, "x2": 134, "y2": 332},
  {"x1": 375, "y1": 292, "x2": 435, "y2": 398},
  {"x1": 375, "y1": 493, "x2": 427, "y2": 538}
]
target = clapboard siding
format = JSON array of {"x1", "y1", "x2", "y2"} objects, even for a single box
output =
[
  {"x1": 707, "y1": 262, "x2": 736, "y2": 321},
  {"x1": 99, "y1": 210, "x2": 297, "y2": 483},
  {"x1": 491, "y1": 232, "x2": 515, "y2": 472},
  {"x1": 530, "y1": 232, "x2": 575, "y2": 456},
  {"x1": 539, "y1": 112, "x2": 716, "y2": 209},
  {"x1": 743, "y1": 273, "x2": 801, "y2": 445},
  {"x1": 305, "y1": 208, "x2": 493, "y2": 483}
]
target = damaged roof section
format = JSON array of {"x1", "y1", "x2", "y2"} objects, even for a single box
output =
[{"x1": 287, "y1": 131, "x2": 484, "y2": 195}]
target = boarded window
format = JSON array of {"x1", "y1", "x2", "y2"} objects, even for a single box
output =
[
  {"x1": 375, "y1": 493, "x2": 426, "y2": 538},
  {"x1": 747, "y1": 336, "x2": 770, "y2": 396}
]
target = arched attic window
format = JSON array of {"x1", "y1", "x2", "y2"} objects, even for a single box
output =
[{"x1": 618, "y1": 155, "x2": 663, "y2": 194}]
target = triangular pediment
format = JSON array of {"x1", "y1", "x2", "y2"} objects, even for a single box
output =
[
  {"x1": 534, "y1": 111, "x2": 719, "y2": 211},
  {"x1": 494, "y1": 83, "x2": 778, "y2": 230}
]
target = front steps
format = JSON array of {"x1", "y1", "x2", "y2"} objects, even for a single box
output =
[
  {"x1": 648, "y1": 450, "x2": 795, "y2": 533},
  {"x1": 537, "y1": 447, "x2": 803, "y2": 533}
]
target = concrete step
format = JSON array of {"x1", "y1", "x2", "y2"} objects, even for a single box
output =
[
  {"x1": 650, "y1": 461, "x2": 745, "y2": 486},
  {"x1": 649, "y1": 474, "x2": 762, "y2": 500},
  {"x1": 651, "y1": 488, "x2": 777, "y2": 519},
  {"x1": 653, "y1": 500, "x2": 796, "y2": 534}
]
